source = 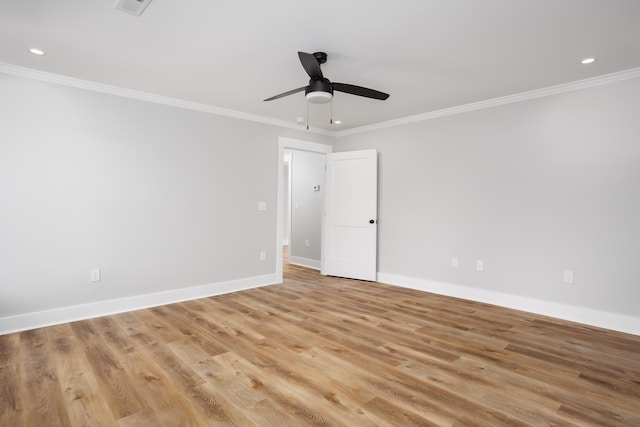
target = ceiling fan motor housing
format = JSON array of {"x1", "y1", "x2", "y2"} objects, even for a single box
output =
[{"x1": 306, "y1": 78, "x2": 333, "y2": 103}]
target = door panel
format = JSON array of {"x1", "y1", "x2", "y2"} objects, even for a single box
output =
[{"x1": 322, "y1": 150, "x2": 377, "y2": 281}]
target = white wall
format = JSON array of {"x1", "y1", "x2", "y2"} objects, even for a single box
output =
[
  {"x1": 289, "y1": 150, "x2": 324, "y2": 269},
  {"x1": 335, "y1": 77, "x2": 640, "y2": 333},
  {"x1": 3, "y1": 68, "x2": 639, "y2": 336},
  {"x1": 0, "y1": 72, "x2": 332, "y2": 333}
]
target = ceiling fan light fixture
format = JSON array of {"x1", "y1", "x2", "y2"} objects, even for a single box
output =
[
  {"x1": 115, "y1": 0, "x2": 153, "y2": 16},
  {"x1": 306, "y1": 91, "x2": 333, "y2": 104}
]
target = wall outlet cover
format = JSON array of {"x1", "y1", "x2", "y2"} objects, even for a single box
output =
[{"x1": 563, "y1": 270, "x2": 574, "y2": 284}]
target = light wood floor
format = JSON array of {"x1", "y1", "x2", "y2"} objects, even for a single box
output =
[{"x1": 1, "y1": 253, "x2": 640, "y2": 426}]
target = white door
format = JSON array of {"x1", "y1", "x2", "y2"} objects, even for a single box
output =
[{"x1": 322, "y1": 149, "x2": 377, "y2": 281}]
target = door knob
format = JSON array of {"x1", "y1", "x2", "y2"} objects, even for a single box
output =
[{"x1": 369, "y1": 219, "x2": 375, "y2": 224}]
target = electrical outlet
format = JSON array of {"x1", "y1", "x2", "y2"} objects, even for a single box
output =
[
  {"x1": 90, "y1": 268, "x2": 101, "y2": 282},
  {"x1": 476, "y1": 260, "x2": 484, "y2": 272},
  {"x1": 563, "y1": 270, "x2": 574, "y2": 284},
  {"x1": 451, "y1": 257, "x2": 459, "y2": 269},
  {"x1": 305, "y1": 240, "x2": 310, "y2": 247},
  {"x1": 257, "y1": 201, "x2": 267, "y2": 211},
  {"x1": 260, "y1": 250, "x2": 266, "y2": 261}
]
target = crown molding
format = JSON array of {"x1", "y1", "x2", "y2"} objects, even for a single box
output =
[
  {"x1": 2, "y1": 62, "x2": 639, "y2": 139},
  {"x1": 0, "y1": 62, "x2": 335, "y2": 137},
  {"x1": 335, "y1": 67, "x2": 640, "y2": 137}
]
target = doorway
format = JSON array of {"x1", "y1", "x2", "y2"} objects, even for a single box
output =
[
  {"x1": 285, "y1": 149, "x2": 325, "y2": 270},
  {"x1": 275, "y1": 138, "x2": 332, "y2": 283}
]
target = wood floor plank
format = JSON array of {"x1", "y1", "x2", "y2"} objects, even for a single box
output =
[
  {"x1": 1, "y1": 253, "x2": 640, "y2": 426},
  {"x1": 50, "y1": 335, "x2": 117, "y2": 427},
  {"x1": 243, "y1": 398, "x2": 307, "y2": 427},
  {"x1": 0, "y1": 364, "x2": 24, "y2": 427},
  {"x1": 364, "y1": 396, "x2": 441, "y2": 427},
  {"x1": 0, "y1": 333, "x2": 20, "y2": 367},
  {"x1": 82, "y1": 344, "x2": 147, "y2": 420},
  {"x1": 19, "y1": 340, "x2": 73, "y2": 427},
  {"x1": 188, "y1": 381, "x2": 257, "y2": 426},
  {"x1": 66, "y1": 393, "x2": 118, "y2": 427},
  {"x1": 113, "y1": 309, "x2": 179, "y2": 347},
  {"x1": 206, "y1": 351, "x2": 344, "y2": 426},
  {"x1": 382, "y1": 340, "x2": 572, "y2": 422},
  {"x1": 118, "y1": 349, "x2": 208, "y2": 427},
  {"x1": 143, "y1": 342, "x2": 206, "y2": 391},
  {"x1": 399, "y1": 356, "x2": 570, "y2": 425}
]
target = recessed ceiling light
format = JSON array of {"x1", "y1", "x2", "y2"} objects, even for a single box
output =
[
  {"x1": 581, "y1": 57, "x2": 596, "y2": 64},
  {"x1": 29, "y1": 48, "x2": 45, "y2": 56},
  {"x1": 333, "y1": 120, "x2": 342, "y2": 125},
  {"x1": 296, "y1": 117, "x2": 305, "y2": 124}
]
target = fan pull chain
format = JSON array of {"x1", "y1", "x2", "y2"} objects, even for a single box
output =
[
  {"x1": 330, "y1": 97, "x2": 333, "y2": 124},
  {"x1": 306, "y1": 101, "x2": 309, "y2": 130}
]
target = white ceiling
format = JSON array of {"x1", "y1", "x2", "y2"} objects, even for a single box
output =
[{"x1": 2, "y1": 0, "x2": 640, "y2": 132}]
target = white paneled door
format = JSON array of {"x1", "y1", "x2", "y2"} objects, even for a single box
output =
[{"x1": 322, "y1": 149, "x2": 377, "y2": 281}]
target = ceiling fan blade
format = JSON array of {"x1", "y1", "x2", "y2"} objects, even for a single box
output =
[
  {"x1": 298, "y1": 51, "x2": 323, "y2": 80},
  {"x1": 263, "y1": 86, "x2": 307, "y2": 101},
  {"x1": 331, "y1": 82, "x2": 389, "y2": 100}
]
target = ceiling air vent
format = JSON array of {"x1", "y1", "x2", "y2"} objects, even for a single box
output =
[{"x1": 114, "y1": 0, "x2": 153, "y2": 17}]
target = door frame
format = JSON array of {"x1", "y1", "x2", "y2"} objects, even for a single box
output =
[{"x1": 275, "y1": 137, "x2": 333, "y2": 283}]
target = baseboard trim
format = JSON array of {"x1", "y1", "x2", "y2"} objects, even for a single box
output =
[
  {"x1": 0, "y1": 274, "x2": 279, "y2": 335},
  {"x1": 288, "y1": 256, "x2": 321, "y2": 271},
  {"x1": 377, "y1": 272, "x2": 640, "y2": 337}
]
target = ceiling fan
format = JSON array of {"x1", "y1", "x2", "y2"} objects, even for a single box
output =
[{"x1": 264, "y1": 51, "x2": 390, "y2": 104}]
